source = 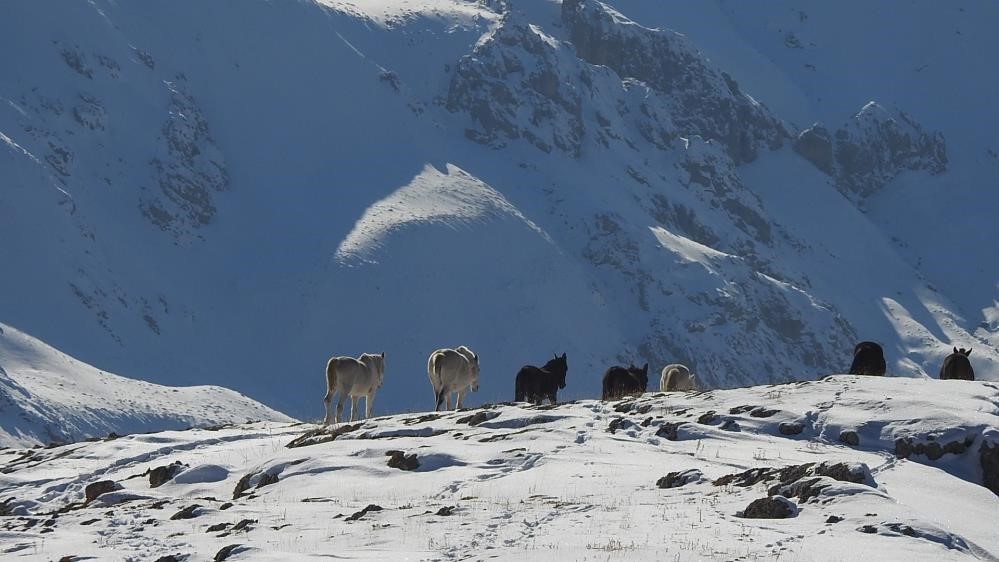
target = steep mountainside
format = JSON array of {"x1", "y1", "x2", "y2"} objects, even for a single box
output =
[
  {"x1": 0, "y1": 0, "x2": 996, "y2": 418},
  {"x1": 0, "y1": 323, "x2": 292, "y2": 448}
]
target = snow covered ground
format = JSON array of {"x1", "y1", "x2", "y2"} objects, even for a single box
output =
[
  {"x1": 2, "y1": 376, "x2": 996, "y2": 560},
  {"x1": 0, "y1": 323, "x2": 292, "y2": 449}
]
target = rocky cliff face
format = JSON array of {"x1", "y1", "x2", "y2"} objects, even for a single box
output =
[{"x1": 794, "y1": 101, "x2": 947, "y2": 201}]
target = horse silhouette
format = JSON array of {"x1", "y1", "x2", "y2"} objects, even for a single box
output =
[
  {"x1": 602, "y1": 363, "x2": 648, "y2": 400},
  {"x1": 323, "y1": 352, "x2": 385, "y2": 424},
  {"x1": 940, "y1": 347, "x2": 975, "y2": 381},
  {"x1": 849, "y1": 341, "x2": 886, "y2": 376},
  {"x1": 514, "y1": 353, "x2": 568, "y2": 405}
]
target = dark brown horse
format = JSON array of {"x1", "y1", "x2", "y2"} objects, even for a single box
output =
[
  {"x1": 514, "y1": 353, "x2": 568, "y2": 405},
  {"x1": 849, "y1": 341, "x2": 886, "y2": 376},
  {"x1": 602, "y1": 363, "x2": 648, "y2": 400},
  {"x1": 940, "y1": 347, "x2": 974, "y2": 381}
]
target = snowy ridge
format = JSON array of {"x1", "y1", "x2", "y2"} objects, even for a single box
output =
[
  {"x1": 1, "y1": 377, "x2": 996, "y2": 560},
  {"x1": 335, "y1": 163, "x2": 549, "y2": 265},
  {"x1": 0, "y1": 323, "x2": 293, "y2": 448}
]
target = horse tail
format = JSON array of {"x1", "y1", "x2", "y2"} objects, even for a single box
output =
[
  {"x1": 435, "y1": 385, "x2": 448, "y2": 411},
  {"x1": 325, "y1": 358, "x2": 337, "y2": 396},
  {"x1": 429, "y1": 352, "x2": 445, "y2": 410}
]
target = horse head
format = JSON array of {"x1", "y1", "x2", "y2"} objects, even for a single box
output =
[
  {"x1": 361, "y1": 352, "x2": 386, "y2": 387},
  {"x1": 556, "y1": 352, "x2": 568, "y2": 388},
  {"x1": 630, "y1": 362, "x2": 649, "y2": 389},
  {"x1": 460, "y1": 346, "x2": 480, "y2": 392}
]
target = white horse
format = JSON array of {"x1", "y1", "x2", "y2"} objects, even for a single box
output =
[
  {"x1": 323, "y1": 352, "x2": 385, "y2": 424},
  {"x1": 428, "y1": 346, "x2": 480, "y2": 411},
  {"x1": 660, "y1": 363, "x2": 697, "y2": 392}
]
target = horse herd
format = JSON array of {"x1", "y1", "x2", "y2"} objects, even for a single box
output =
[{"x1": 322, "y1": 341, "x2": 978, "y2": 424}]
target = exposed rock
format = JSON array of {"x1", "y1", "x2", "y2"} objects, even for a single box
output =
[
  {"x1": 153, "y1": 556, "x2": 183, "y2": 562},
  {"x1": 169, "y1": 504, "x2": 202, "y2": 520},
  {"x1": 403, "y1": 414, "x2": 443, "y2": 425},
  {"x1": 149, "y1": 461, "x2": 187, "y2": 488},
  {"x1": 839, "y1": 430, "x2": 860, "y2": 447},
  {"x1": 656, "y1": 422, "x2": 684, "y2": 441},
  {"x1": 779, "y1": 422, "x2": 804, "y2": 436},
  {"x1": 84, "y1": 481, "x2": 120, "y2": 504},
  {"x1": 219, "y1": 502, "x2": 233, "y2": 510},
  {"x1": 980, "y1": 440, "x2": 999, "y2": 496},
  {"x1": 435, "y1": 506, "x2": 455, "y2": 516},
  {"x1": 206, "y1": 523, "x2": 229, "y2": 533},
  {"x1": 561, "y1": 0, "x2": 788, "y2": 163},
  {"x1": 607, "y1": 417, "x2": 636, "y2": 434},
  {"x1": 720, "y1": 419, "x2": 741, "y2": 431},
  {"x1": 140, "y1": 80, "x2": 229, "y2": 241},
  {"x1": 456, "y1": 411, "x2": 500, "y2": 426},
  {"x1": 256, "y1": 473, "x2": 279, "y2": 489},
  {"x1": 895, "y1": 435, "x2": 975, "y2": 461},
  {"x1": 741, "y1": 496, "x2": 796, "y2": 519},
  {"x1": 697, "y1": 411, "x2": 718, "y2": 425},
  {"x1": 656, "y1": 469, "x2": 703, "y2": 489},
  {"x1": 286, "y1": 423, "x2": 361, "y2": 448},
  {"x1": 826, "y1": 515, "x2": 844, "y2": 524},
  {"x1": 230, "y1": 518, "x2": 256, "y2": 533},
  {"x1": 794, "y1": 102, "x2": 947, "y2": 200},
  {"x1": 749, "y1": 408, "x2": 778, "y2": 418},
  {"x1": 346, "y1": 504, "x2": 383, "y2": 522},
  {"x1": 214, "y1": 544, "x2": 243, "y2": 562},
  {"x1": 715, "y1": 461, "x2": 871, "y2": 490},
  {"x1": 386, "y1": 450, "x2": 420, "y2": 471}
]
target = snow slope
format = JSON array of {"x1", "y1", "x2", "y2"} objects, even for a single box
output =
[
  {"x1": 1, "y1": 0, "x2": 997, "y2": 421},
  {"x1": 1, "y1": 377, "x2": 996, "y2": 560},
  {"x1": 0, "y1": 323, "x2": 292, "y2": 448}
]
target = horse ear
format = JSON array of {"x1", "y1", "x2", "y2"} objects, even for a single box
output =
[
  {"x1": 561, "y1": 352, "x2": 566, "y2": 359},
  {"x1": 954, "y1": 347, "x2": 958, "y2": 354},
  {"x1": 966, "y1": 348, "x2": 972, "y2": 356},
  {"x1": 642, "y1": 362, "x2": 648, "y2": 373},
  {"x1": 381, "y1": 352, "x2": 385, "y2": 358}
]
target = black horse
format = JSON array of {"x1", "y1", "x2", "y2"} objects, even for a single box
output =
[
  {"x1": 602, "y1": 363, "x2": 648, "y2": 400},
  {"x1": 514, "y1": 353, "x2": 568, "y2": 405},
  {"x1": 849, "y1": 341, "x2": 886, "y2": 376},
  {"x1": 940, "y1": 347, "x2": 975, "y2": 381}
]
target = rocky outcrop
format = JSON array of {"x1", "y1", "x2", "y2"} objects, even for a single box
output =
[
  {"x1": 561, "y1": 0, "x2": 788, "y2": 163},
  {"x1": 140, "y1": 79, "x2": 229, "y2": 240},
  {"x1": 741, "y1": 496, "x2": 796, "y2": 519},
  {"x1": 794, "y1": 102, "x2": 947, "y2": 200},
  {"x1": 657, "y1": 469, "x2": 703, "y2": 489},
  {"x1": 447, "y1": 1, "x2": 788, "y2": 163}
]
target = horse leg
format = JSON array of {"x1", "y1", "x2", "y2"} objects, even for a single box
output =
[
  {"x1": 323, "y1": 388, "x2": 334, "y2": 425},
  {"x1": 444, "y1": 392, "x2": 452, "y2": 411},
  {"x1": 335, "y1": 394, "x2": 346, "y2": 425},
  {"x1": 349, "y1": 396, "x2": 359, "y2": 422},
  {"x1": 547, "y1": 391, "x2": 557, "y2": 405},
  {"x1": 365, "y1": 393, "x2": 374, "y2": 419},
  {"x1": 455, "y1": 391, "x2": 464, "y2": 410}
]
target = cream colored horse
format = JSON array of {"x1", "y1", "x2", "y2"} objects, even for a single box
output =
[
  {"x1": 323, "y1": 352, "x2": 385, "y2": 424},
  {"x1": 428, "y1": 346, "x2": 479, "y2": 411},
  {"x1": 660, "y1": 363, "x2": 697, "y2": 392}
]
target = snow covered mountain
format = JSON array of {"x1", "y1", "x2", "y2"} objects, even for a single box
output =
[
  {"x1": 1, "y1": 0, "x2": 997, "y2": 419},
  {"x1": 1, "y1": 377, "x2": 997, "y2": 560},
  {"x1": 0, "y1": 323, "x2": 292, "y2": 448}
]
